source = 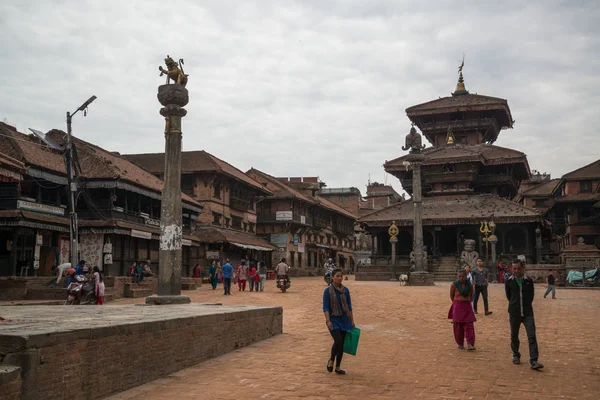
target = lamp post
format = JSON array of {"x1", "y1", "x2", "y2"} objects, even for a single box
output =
[{"x1": 66, "y1": 95, "x2": 96, "y2": 269}]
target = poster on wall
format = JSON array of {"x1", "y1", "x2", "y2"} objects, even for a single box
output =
[
  {"x1": 206, "y1": 251, "x2": 220, "y2": 260},
  {"x1": 59, "y1": 236, "x2": 70, "y2": 265},
  {"x1": 79, "y1": 233, "x2": 103, "y2": 269}
]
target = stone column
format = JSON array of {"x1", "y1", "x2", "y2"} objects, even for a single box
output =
[
  {"x1": 535, "y1": 227, "x2": 542, "y2": 264},
  {"x1": 489, "y1": 234, "x2": 498, "y2": 282},
  {"x1": 408, "y1": 153, "x2": 434, "y2": 286},
  {"x1": 390, "y1": 237, "x2": 398, "y2": 281},
  {"x1": 146, "y1": 83, "x2": 190, "y2": 305}
]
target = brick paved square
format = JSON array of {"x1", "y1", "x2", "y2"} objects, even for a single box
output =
[{"x1": 107, "y1": 278, "x2": 600, "y2": 400}]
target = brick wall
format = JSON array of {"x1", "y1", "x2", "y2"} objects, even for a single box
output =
[{"x1": 1, "y1": 307, "x2": 282, "y2": 400}]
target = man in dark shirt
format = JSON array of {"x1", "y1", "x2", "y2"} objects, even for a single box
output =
[
  {"x1": 505, "y1": 259, "x2": 543, "y2": 370},
  {"x1": 472, "y1": 258, "x2": 492, "y2": 315},
  {"x1": 543, "y1": 271, "x2": 556, "y2": 299}
]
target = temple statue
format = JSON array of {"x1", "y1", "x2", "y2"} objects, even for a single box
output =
[
  {"x1": 460, "y1": 239, "x2": 479, "y2": 269},
  {"x1": 402, "y1": 126, "x2": 426, "y2": 154}
]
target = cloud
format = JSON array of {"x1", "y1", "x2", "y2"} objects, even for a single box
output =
[{"x1": 0, "y1": 0, "x2": 598, "y2": 195}]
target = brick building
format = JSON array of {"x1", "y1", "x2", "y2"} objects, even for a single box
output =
[
  {"x1": 124, "y1": 151, "x2": 277, "y2": 268},
  {"x1": 246, "y1": 170, "x2": 357, "y2": 273},
  {"x1": 0, "y1": 122, "x2": 203, "y2": 277},
  {"x1": 519, "y1": 159, "x2": 600, "y2": 261},
  {"x1": 362, "y1": 182, "x2": 403, "y2": 214}
]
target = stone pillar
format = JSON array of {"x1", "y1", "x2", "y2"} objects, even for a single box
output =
[
  {"x1": 390, "y1": 237, "x2": 398, "y2": 281},
  {"x1": 146, "y1": 83, "x2": 190, "y2": 305},
  {"x1": 535, "y1": 227, "x2": 542, "y2": 264},
  {"x1": 408, "y1": 153, "x2": 434, "y2": 286},
  {"x1": 489, "y1": 234, "x2": 498, "y2": 282}
]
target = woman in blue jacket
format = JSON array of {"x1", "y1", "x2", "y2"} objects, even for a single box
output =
[{"x1": 323, "y1": 268, "x2": 355, "y2": 374}]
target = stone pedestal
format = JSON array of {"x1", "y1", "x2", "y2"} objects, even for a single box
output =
[
  {"x1": 408, "y1": 271, "x2": 435, "y2": 286},
  {"x1": 147, "y1": 83, "x2": 190, "y2": 305}
]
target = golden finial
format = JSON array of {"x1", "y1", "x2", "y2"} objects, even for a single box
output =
[
  {"x1": 453, "y1": 54, "x2": 469, "y2": 96},
  {"x1": 388, "y1": 221, "x2": 399, "y2": 240}
]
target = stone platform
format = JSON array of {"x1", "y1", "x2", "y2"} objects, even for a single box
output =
[{"x1": 0, "y1": 303, "x2": 282, "y2": 400}]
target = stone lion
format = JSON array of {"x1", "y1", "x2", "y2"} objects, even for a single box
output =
[{"x1": 159, "y1": 55, "x2": 188, "y2": 87}]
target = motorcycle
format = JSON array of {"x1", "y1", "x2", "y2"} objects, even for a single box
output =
[
  {"x1": 276, "y1": 276, "x2": 290, "y2": 293},
  {"x1": 324, "y1": 270, "x2": 332, "y2": 285},
  {"x1": 65, "y1": 275, "x2": 96, "y2": 305}
]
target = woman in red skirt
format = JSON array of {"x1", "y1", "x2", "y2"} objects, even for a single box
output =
[{"x1": 448, "y1": 269, "x2": 476, "y2": 350}]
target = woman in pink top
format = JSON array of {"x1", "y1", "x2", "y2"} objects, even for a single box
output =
[{"x1": 237, "y1": 261, "x2": 248, "y2": 291}]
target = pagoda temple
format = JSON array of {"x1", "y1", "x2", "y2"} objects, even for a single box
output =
[{"x1": 359, "y1": 68, "x2": 545, "y2": 281}]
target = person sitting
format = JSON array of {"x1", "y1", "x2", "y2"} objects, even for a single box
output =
[{"x1": 143, "y1": 262, "x2": 155, "y2": 277}]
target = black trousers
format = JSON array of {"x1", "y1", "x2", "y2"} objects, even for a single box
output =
[
  {"x1": 473, "y1": 285, "x2": 489, "y2": 313},
  {"x1": 329, "y1": 329, "x2": 347, "y2": 367},
  {"x1": 223, "y1": 278, "x2": 231, "y2": 295},
  {"x1": 509, "y1": 314, "x2": 539, "y2": 363}
]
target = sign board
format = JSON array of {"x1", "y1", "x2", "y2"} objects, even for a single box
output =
[
  {"x1": 131, "y1": 229, "x2": 152, "y2": 240},
  {"x1": 206, "y1": 251, "x2": 220, "y2": 260},
  {"x1": 144, "y1": 217, "x2": 160, "y2": 227},
  {"x1": 270, "y1": 233, "x2": 287, "y2": 245},
  {"x1": 276, "y1": 211, "x2": 293, "y2": 221},
  {"x1": 293, "y1": 235, "x2": 300, "y2": 246},
  {"x1": 17, "y1": 200, "x2": 65, "y2": 216},
  {"x1": 181, "y1": 239, "x2": 192, "y2": 247}
]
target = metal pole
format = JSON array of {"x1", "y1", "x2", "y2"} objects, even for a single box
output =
[{"x1": 66, "y1": 111, "x2": 78, "y2": 268}]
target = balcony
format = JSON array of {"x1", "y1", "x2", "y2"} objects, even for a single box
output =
[
  {"x1": 230, "y1": 196, "x2": 250, "y2": 212},
  {"x1": 419, "y1": 118, "x2": 499, "y2": 135}
]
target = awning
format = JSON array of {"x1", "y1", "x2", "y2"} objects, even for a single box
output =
[
  {"x1": 194, "y1": 226, "x2": 278, "y2": 251},
  {"x1": 230, "y1": 242, "x2": 274, "y2": 252}
]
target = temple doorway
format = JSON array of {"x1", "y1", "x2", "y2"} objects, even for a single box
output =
[{"x1": 439, "y1": 227, "x2": 457, "y2": 255}]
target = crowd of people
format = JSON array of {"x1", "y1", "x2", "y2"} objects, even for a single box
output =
[
  {"x1": 51, "y1": 260, "x2": 105, "y2": 305},
  {"x1": 193, "y1": 258, "x2": 279, "y2": 295}
]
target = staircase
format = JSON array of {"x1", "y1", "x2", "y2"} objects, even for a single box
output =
[
  {"x1": 124, "y1": 282, "x2": 154, "y2": 298},
  {"x1": 434, "y1": 256, "x2": 459, "y2": 281}
]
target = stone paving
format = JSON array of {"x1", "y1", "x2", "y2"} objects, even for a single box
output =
[{"x1": 106, "y1": 277, "x2": 600, "y2": 400}]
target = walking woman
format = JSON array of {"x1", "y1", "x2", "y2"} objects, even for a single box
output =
[
  {"x1": 449, "y1": 269, "x2": 477, "y2": 350},
  {"x1": 209, "y1": 260, "x2": 218, "y2": 290},
  {"x1": 93, "y1": 266, "x2": 105, "y2": 305},
  {"x1": 323, "y1": 268, "x2": 354, "y2": 375}
]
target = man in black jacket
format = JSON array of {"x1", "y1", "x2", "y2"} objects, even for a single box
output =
[{"x1": 505, "y1": 259, "x2": 544, "y2": 370}]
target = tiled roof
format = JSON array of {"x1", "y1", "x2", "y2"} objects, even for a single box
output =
[
  {"x1": 0, "y1": 123, "x2": 65, "y2": 175},
  {"x1": 406, "y1": 93, "x2": 513, "y2": 128},
  {"x1": 562, "y1": 159, "x2": 600, "y2": 180},
  {"x1": 555, "y1": 193, "x2": 600, "y2": 203},
  {"x1": 359, "y1": 194, "x2": 543, "y2": 227},
  {"x1": 0, "y1": 123, "x2": 199, "y2": 206},
  {"x1": 194, "y1": 225, "x2": 278, "y2": 250},
  {"x1": 521, "y1": 179, "x2": 562, "y2": 197},
  {"x1": 0, "y1": 152, "x2": 26, "y2": 173},
  {"x1": 247, "y1": 168, "x2": 356, "y2": 220},
  {"x1": 123, "y1": 151, "x2": 271, "y2": 195},
  {"x1": 385, "y1": 144, "x2": 529, "y2": 172}
]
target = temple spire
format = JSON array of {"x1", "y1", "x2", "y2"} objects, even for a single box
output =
[{"x1": 453, "y1": 56, "x2": 469, "y2": 96}]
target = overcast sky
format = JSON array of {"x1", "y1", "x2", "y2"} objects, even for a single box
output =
[{"x1": 1, "y1": 0, "x2": 598, "y2": 195}]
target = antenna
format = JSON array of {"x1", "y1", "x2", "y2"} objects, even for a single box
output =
[{"x1": 28, "y1": 128, "x2": 62, "y2": 150}]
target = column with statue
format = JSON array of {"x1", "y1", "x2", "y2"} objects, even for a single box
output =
[
  {"x1": 389, "y1": 221, "x2": 399, "y2": 281},
  {"x1": 402, "y1": 126, "x2": 434, "y2": 286},
  {"x1": 146, "y1": 55, "x2": 191, "y2": 305}
]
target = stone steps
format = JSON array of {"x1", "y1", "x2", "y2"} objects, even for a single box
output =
[
  {"x1": 181, "y1": 283, "x2": 197, "y2": 290},
  {"x1": 126, "y1": 288, "x2": 154, "y2": 298}
]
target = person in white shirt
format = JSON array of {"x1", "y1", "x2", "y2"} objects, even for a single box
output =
[
  {"x1": 275, "y1": 258, "x2": 290, "y2": 280},
  {"x1": 54, "y1": 263, "x2": 72, "y2": 284}
]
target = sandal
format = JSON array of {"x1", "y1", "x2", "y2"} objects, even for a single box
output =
[{"x1": 326, "y1": 360, "x2": 333, "y2": 373}]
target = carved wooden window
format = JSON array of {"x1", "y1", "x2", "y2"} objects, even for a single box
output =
[
  {"x1": 580, "y1": 181, "x2": 592, "y2": 193},
  {"x1": 212, "y1": 212, "x2": 221, "y2": 226},
  {"x1": 213, "y1": 183, "x2": 221, "y2": 199}
]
